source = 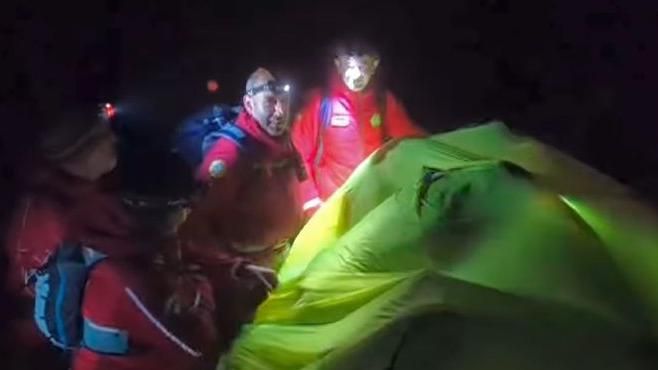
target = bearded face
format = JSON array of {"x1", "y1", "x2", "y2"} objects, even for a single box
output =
[{"x1": 334, "y1": 54, "x2": 380, "y2": 92}]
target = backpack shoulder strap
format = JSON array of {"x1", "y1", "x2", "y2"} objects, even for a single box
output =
[
  {"x1": 319, "y1": 95, "x2": 333, "y2": 128},
  {"x1": 79, "y1": 247, "x2": 130, "y2": 355},
  {"x1": 314, "y1": 95, "x2": 332, "y2": 167},
  {"x1": 81, "y1": 246, "x2": 106, "y2": 267},
  {"x1": 83, "y1": 317, "x2": 130, "y2": 355},
  {"x1": 216, "y1": 124, "x2": 248, "y2": 150}
]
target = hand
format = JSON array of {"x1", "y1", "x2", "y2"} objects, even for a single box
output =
[
  {"x1": 165, "y1": 272, "x2": 215, "y2": 315},
  {"x1": 230, "y1": 260, "x2": 278, "y2": 292}
]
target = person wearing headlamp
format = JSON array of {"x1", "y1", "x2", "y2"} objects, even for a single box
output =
[
  {"x1": 4, "y1": 105, "x2": 118, "y2": 370},
  {"x1": 292, "y1": 41, "x2": 427, "y2": 216},
  {"x1": 181, "y1": 67, "x2": 304, "y2": 268}
]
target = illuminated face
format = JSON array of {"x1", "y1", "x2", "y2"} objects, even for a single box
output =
[
  {"x1": 244, "y1": 81, "x2": 291, "y2": 137},
  {"x1": 335, "y1": 54, "x2": 380, "y2": 92}
]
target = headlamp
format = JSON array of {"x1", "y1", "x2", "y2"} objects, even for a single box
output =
[
  {"x1": 99, "y1": 102, "x2": 117, "y2": 121},
  {"x1": 247, "y1": 81, "x2": 291, "y2": 96}
]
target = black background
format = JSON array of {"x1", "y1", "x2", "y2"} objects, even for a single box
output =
[{"x1": 2, "y1": 0, "x2": 658, "y2": 193}]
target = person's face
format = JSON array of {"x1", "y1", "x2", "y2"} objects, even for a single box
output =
[
  {"x1": 335, "y1": 54, "x2": 380, "y2": 92},
  {"x1": 61, "y1": 129, "x2": 118, "y2": 181},
  {"x1": 244, "y1": 83, "x2": 291, "y2": 137},
  {"x1": 87, "y1": 132, "x2": 118, "y2": 176}
]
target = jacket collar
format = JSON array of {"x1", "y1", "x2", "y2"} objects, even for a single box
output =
[{"x1": 235, "y1": 111, "x2": 293, "y2": 157}]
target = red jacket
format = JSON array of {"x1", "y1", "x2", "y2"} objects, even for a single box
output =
[
  {"x1": 179, "y1": 111, "x2": 296, "y2": 352},
  {"x1": 183, "y1": 111, "x2": 304, "y2": 261},
  {"x1": 71, "y1": 195, "x2": 218, "y2": 370},
  {"x1": 292, "y1": 74, "x2": 426, "y2": 212}
]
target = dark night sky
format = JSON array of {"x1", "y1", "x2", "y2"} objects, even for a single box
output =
[{"x1": 2, "y1": 0, "x2": 658, "y2": 196}]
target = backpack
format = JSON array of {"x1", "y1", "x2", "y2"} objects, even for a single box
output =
[
  {"x1": 173, "y1": 104, "x2": 246, "y2": 170},
  {"x1": 313, "y1": 89, "x2": 389, "y2": 167},
  {"x1": 33, "y1": 242, "x2": 129, "y2": 354}
]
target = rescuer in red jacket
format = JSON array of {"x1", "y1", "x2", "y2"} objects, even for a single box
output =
[
  {"x1": 181, "y1": 67, "x2": 304, "y2": 267},
  {"x1": 178, "y1": 68, "x2": 299, "y2": 351},
  {"x1": 5, "y1": 108, "x2": 118, "y2": 295},
  {"x1": 70, "y1": 158, "x2": 219, "y2": 370},
  {"x1": 4, "y1": 106, "x2": 118, "y2": 370},
  {"x1": 292, "y1": 42, "x2": 426, "y2": 215},
  {"x1": 73, "y1": 194, "x2": 274, "y2": 369}
]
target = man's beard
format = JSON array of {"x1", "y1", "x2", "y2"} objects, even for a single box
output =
[
  {"x1": 268, "y1": 119, "x2": 288, "y2": 136},
  {"x1": 262, "y1": 115, "x2": 288, "y2": 137}
]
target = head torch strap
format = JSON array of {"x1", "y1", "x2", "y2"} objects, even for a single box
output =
[{"x1": 247, "y1": 81, "x2": 289, "y2": 96}]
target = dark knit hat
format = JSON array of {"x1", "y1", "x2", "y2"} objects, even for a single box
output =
[{"x1": 119, "y1": 148, "x2": 200, "y2": 211}]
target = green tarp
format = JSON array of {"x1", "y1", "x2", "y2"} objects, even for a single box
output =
[{"x1": 222, "y1": 123, "x2": 658, "y2": 370}]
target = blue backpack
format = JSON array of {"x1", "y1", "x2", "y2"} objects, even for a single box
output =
[
  {"x1": 33, "y1": 242, "x2": 129, "y2": 354},
  {"x1": 173, "y1": 104, "x2": 247, "y2": 170}
]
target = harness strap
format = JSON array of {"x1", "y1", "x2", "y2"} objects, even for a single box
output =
[
  {"x1": 313, "y1": 97, "x2": 332, "y2": 167},
  {"x1": 214, "y1": 125, "x2": 248, "y2": 150}
]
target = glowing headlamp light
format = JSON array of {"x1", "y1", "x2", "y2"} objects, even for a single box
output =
[
  {"x1": 344, "y1": 57, "x2": 363, "y2": 81},
  {"x1": 99, "y1": 102, "x2": 117, "y2": 121}
]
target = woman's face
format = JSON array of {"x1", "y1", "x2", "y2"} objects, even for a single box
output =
[{"x1": 60, "y1": 130, "x2": 118, "y2": 181}]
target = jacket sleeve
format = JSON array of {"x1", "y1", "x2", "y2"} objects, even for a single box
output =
[
  {"x1": 385, "y1": 91, "x2": 428, "y2": 139},
  {"x1": 184, "y1": 138, "x2": 242, "y2": 246},
  {"x1": 291, "y1": 92, "x2": 324, "y2": 213},
  {"x1": 196, "y1": 137, "x2": 241, "y2": 183}
]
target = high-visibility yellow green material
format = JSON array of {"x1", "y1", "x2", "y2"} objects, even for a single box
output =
[{"x1": 222, "y1": 122, "x2": 658, "y2": 370}]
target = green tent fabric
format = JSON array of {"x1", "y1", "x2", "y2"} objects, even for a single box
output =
[{"x1": 222, "y1": 123, "x2": 658, "y2": 370}]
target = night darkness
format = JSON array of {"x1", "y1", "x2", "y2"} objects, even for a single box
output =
[{"x1": 2, "y1": 1, "x2": 658, "y2": 214}]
